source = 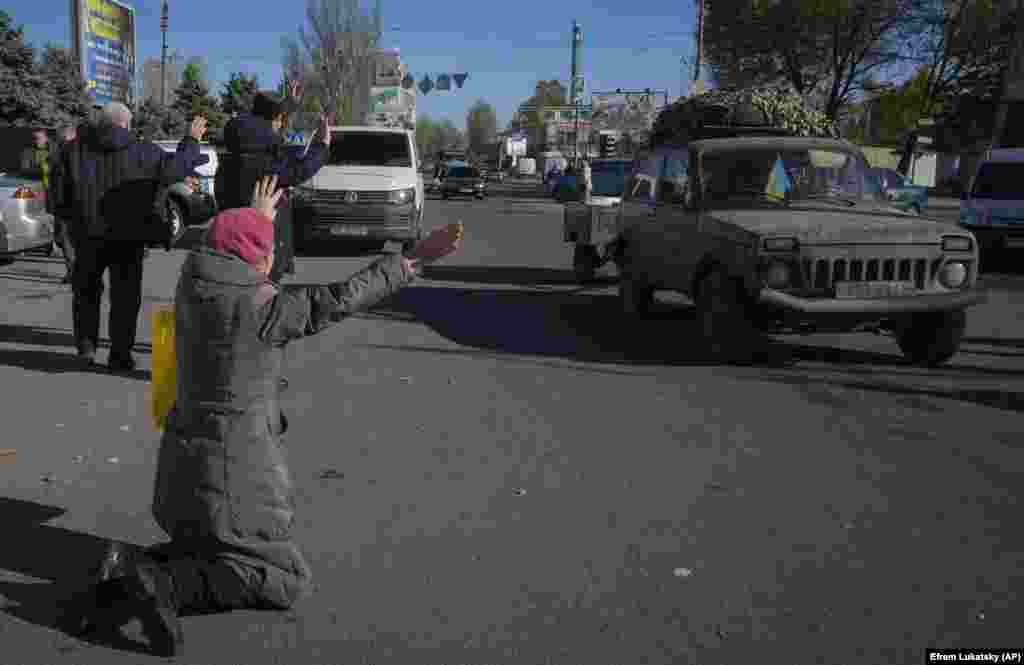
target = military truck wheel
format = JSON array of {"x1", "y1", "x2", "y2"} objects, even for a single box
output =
[
  {"x1": 619, "y1": 269, "x2": 654, "y2": 316},
  {"x1": 896, "y1": 309, "x2": 966, "y2": 366},
  {"x1": 573, "y1": 245, "x2": 600, "y2": 282},
  {"x1": 696, "y1": 268, "x2": 759, "y2": 360}
]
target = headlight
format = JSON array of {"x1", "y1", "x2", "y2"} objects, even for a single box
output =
[
  {"x1": 475, "y1": 182, "x2": 485, "y2": 188},
  {"x1": 760, "y1": 260, "x2": 792, "y2": 289},
  {"x1": 939, "y1": 261, "x2": 968, "y2": 288},
  {"x1": 762, "y1": 237, "x2": 798, "y2": 252},
  {"x1": 388, "y1": 187, "x2": 415, "y2": 204},
  {"x1": 941, "y1": 235, "x2": 972, "y2": 252}
]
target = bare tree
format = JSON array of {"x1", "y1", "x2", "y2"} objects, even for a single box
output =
[
  {"x1": 704, "y1": 0, "x2": 912, "y2": 118},
  {"x1": 282, "y1": 0, "x2": 383, "y2": 125}
]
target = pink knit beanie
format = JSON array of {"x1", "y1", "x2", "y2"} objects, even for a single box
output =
[{"x1": 206, "y1": 208, "x2": 274, "y2": 266}]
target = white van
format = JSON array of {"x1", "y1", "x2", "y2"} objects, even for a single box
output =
[
  {"x1": 292, "y1": 126, "x2": 424, "y2": 253},
  {"x1": 959, "y1": 148, "x2": 1024, "y2": 252}
]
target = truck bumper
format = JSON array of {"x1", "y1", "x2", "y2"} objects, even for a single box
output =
[{"x1": 757, "y1": 287, "x2": 988, "y2": 315}]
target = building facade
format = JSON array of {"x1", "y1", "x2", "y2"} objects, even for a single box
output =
[
  {"x1": 365, "y1": 48, "x2": 416, "y2": 130},
  {"x1": 141, "y1": 55, "x2": 181, "y2": 105}
]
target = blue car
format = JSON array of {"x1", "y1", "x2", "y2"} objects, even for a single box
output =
[{"x1": 868, "y1": 167, "x2": 929, "y2": 214}]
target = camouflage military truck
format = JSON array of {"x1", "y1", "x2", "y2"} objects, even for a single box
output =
[{"x1": 610, "y1": 86, "x2": 986, "y2": 365}]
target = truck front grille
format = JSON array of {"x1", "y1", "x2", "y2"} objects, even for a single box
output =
[
  {"x1": 801, "y1": 257, "x2": 942, "y2": 289},
  {"x1": 308, "y1": 190, "x2": 390, "y2": 204}
]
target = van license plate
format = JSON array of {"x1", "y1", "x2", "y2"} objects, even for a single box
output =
[
  {"x1": 835, "y1": 281, "x2": 916, "y2": 298},
  {"x1": 331, "y1": 226, "x2": 368, "y2": 236},
  {"x1": 1005, "y1": 238, "x2": 1024, "y2": 248}
]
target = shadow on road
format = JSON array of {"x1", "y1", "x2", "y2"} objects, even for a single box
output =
[
  {"x1": 0, "y1": 497, "x2": 154, "y2": 655},
  {"x1": 421, "y1": 265, "x2": 592, "y2": 287},
  {"x1": 371, "y1": 284, "x2": 1024, "y2": 412},
  {"x1": 0, "y1": 324, "x2": 152, "y2": 355},
  {"x1": 0, "y1": 347, "x2": 150, "y2": 380},
  {"x1": 964, "y1": 336, "x2": 1024, "y2": 349}
]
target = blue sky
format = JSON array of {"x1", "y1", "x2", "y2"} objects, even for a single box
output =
[{"x1": 8, "y1": 0, "x2": 699, "y2": 130}]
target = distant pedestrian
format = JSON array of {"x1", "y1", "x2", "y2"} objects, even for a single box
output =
[
  {"x1": 65, "y1": 176, "x2": 463, "y2": 657},
  {"x1": 216, "y1": 81, "x2": 325, "y2": 282},
  {"x1": 48, "y1": 102, "x2": 206, "y2": 371},
  {"x1": 19, "y1": 127, "x2": 54, "y2": 190}
]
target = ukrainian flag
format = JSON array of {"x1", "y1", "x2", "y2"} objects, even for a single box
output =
[{"x1": 765, "y1": 155, "x2": 792, "y2": 201}]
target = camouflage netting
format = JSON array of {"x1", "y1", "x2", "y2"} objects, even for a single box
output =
[{"x1": 650, "y1": 86, "x2": 841, "y2": 147}]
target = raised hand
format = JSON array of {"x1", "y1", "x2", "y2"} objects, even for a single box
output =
[
  {"x1": 189, "y1": 116, "x2": 208, "y2": 141},
  {"x1": 288, "y1": 79, "x2": 303, "y2": 101},
  {"x1": 407, "y1": 222, "x2": 463, "y2": 264},
  {"x1": 319, "y1": 113, "x2": 332, "y2": 147},
  {"x1": 251, "y1": 175, "x2": 284, "y2": 222}
]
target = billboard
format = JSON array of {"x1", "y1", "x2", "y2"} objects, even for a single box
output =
[
  {"x1": 72, "y1": 0, "x2": 137, "y2": 108},
  {"x1": 590, "y1": 92, "x2": 659, "y2": 133}
]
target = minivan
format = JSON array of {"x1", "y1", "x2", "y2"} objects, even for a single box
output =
[
  {"x1": 959, "y1": 148, "x2": 1024, "y2": 253},
  {"x1": 293, "y1": 126, "x2": 424, "y2": 253}
]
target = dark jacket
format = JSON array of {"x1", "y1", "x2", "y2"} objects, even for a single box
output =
[
  {"x1": 215, "y1": 113, "x2": 327, "y2": 210},
  {"x1": 48, "y1": 123, "x2": 201, "y2": 239},
  {"x1": 152, "y1": 247, "x2": 414, "y2": 581}
]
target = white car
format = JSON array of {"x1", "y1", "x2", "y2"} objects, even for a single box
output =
[
  {"x1": 0, "y1": 172, "x2": 54, "y2": 259},
  {"x1": 292, "y1": 126, "x2": 425, "y2": 253},
  {"x1": 154, "y1": 141, "x2": 220, "y2": 240}
]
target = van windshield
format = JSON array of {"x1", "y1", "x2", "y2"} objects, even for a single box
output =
[
  {"x1": 328, "y1": 132, "x2": 412, "y2": 167},
  {"x1": 972, "y1": 162, "x2": 1024, "y2": 200}
]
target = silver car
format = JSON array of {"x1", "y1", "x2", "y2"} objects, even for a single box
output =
[{"x1": 0, "y1": 172, "x2": 54, "y2": 258}]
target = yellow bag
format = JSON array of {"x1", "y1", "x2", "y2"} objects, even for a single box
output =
[{"x1": 150, "y1": 306, "x2": 176, "y2": 432}]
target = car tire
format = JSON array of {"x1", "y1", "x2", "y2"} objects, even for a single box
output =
[
  {"x1": 476, "y1": 194, "x2": 485, "y2": 200},
  {"x1": 573, "y1": 244, "x2": 599, "y2": 282},
  {"x1": 696, "y1": 267, "x2": 760, "y2": 361},
  {"x1": 441, "y1": 192, "x2": 448, "y2": 200},
  {"x1": 167, "y1": 199, "x2": 186, "y2": 246},
  {"x1": 896, "y1": 309, "x2": 966, "y2": 366},
  {"x1": 619, "y1": 265, "x2": 654, "y2": 316}
]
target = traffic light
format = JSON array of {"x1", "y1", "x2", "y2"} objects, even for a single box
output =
[{"x1": 599, "y1": 133, "x2": 618, "y2": 157}]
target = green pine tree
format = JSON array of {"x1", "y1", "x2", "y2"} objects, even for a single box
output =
[
  {"x1": 172, "y1": 62, "x2": 225, "y2": 141},
  {"x1": 37, "y1": 44, "x2": 92, "y2": 128},
  {"x1": 0, "y1": 10, "x2": 50, "y2": 126},
  {"x1": 220, "y1": 71, "x2": 259, "y2": 117},
  {"x1": 134, "y1": 97, "x2": 186, "y2": 141}
]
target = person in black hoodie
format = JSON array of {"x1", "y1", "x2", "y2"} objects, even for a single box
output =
[
  {"x1": 49, "y1": 102, "x2": 207, "y2": 371},
  {"x1": 215, "y1": 85, "x2": 331, "y2": 282}
]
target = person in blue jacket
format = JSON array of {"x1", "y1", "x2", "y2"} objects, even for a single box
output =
[{"x1": 215, "y1": 82, "x2": 330, "y2": 282}]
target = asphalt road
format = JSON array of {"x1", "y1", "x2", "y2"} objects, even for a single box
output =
[{"x1": 0, "y1": 185, "x2": 1022, "y2": 664}]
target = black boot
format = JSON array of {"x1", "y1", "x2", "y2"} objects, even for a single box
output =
[{"x1": 75, "y1": 543, "x2": 184, "y2": 657}]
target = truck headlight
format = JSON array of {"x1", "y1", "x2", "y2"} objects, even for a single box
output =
[
  {"x1": 760, "y1": 260, "x2": 792, "y2": 289},
  {"x1": 938, "y1": 261, "x2": 968, "y2": 288},
  {"x1": 941, "y1": 235, "x2": 972, "y2": 252},
  {"x1": 389, "y1": 187, "x2": 415, "y2": 204},
  {"x1": 762, "y1": 237, "x2": 799, "y2": 252}
]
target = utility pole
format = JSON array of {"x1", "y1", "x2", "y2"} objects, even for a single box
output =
[
  {"x1": 570, "y1": 21, "x2": 583, "y2": 165},
  {"x1": 693, "y1": 0, "x2": 705, "y2": 95},
  {"x1": 160, "y1": 0, "x2": 168, "y2": 106},
  {"x1": 989, "y1": 0, "x2": 1024, "y2": 153}
]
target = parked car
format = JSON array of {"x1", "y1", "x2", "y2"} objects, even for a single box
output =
[
  {"x1": 868, "y1": 167, "x2": 928, "y2": 214},
  {"x1": 617, "y1": 137, "x2": 986, "y2": 366},
  {"x1": 0, "y1": 172, "x2": 54, "y2": 259},
  {"x1": 154, "y1": 141, "x2": 220, "y2": 242},
  {"x1": 292, "y1": 126, "x2": 425, "y2": 253},
  {"x1": 958, "y1": 148, "x2": 1024, "y2": 254},
  {"x1": 440, "y1": 165, "x2": 487, "y2": 200}
]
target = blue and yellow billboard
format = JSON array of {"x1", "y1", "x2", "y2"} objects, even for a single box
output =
[{"x1": 72, "y1": 0, "x2": 137, "y2": 107}]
